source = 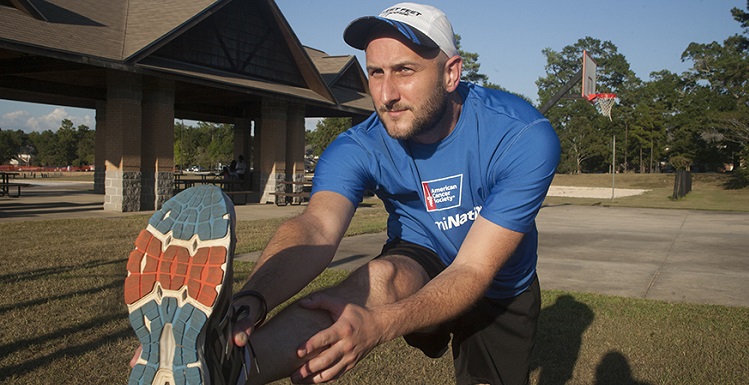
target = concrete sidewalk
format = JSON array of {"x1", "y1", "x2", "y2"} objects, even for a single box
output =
[
  {"x1": 3, "y1": 181, "x2": 748, "y2": 308},
  {"x1": 236, "y1": 205, "x2": 749, "y2": 309},
  {"x1": 534, "y1": 205, "x2": 748, "y2": 308}
]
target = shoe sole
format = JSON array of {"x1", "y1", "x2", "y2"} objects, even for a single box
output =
[{"x1": 125, "y1": 185, "x2": 235, "y2": 385}]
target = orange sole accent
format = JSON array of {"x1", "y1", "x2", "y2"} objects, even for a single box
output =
[{"x1": 124, "y1": 229, "x2": 227, "y2": 308}]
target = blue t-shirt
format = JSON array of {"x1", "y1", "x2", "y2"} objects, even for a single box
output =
[{"x1": 312, "y1": 82, "x2": 560, "y2": 298}]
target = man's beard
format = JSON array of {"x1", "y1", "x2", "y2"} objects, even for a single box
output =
[{"x1": 378, "y1": 80, "x2": 449, "y2": 141}]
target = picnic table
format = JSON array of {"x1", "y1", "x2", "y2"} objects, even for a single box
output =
[
  {"x1": 174, "y1": 172, "x2": 253, "y2": 203},
  {"x1": 0, "y1": 172, "x2": 30, "y2": 198},
  {"x1": 271, "y1": 179, "x2": 312, "y2": 206}
]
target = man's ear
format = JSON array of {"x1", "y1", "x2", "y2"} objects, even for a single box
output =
[{"x1": 444, "y1": 55, "x2": 463, "y2": 92}]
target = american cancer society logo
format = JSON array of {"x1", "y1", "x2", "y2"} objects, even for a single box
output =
[{"x1": 421, "y1": 174, "x2": 462, "y2": 212}]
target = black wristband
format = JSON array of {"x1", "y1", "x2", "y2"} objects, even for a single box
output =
[{"x1": 233, "y1": 290, "x2": 267, "y2": 328}]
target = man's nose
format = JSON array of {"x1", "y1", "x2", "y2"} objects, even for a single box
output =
[{"x1": 380, "y1": 74, "x2": 400, "y2": 107}]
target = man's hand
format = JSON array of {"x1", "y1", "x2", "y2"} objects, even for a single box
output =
[
  {"x1": 233, "y1": 320, "x2": 253, "y2": 348},
  {"x1": 130, "y1": 345, "x2": 142, "y2": 368},
  {"x1": 291, "y1": 293, "x2": 383, "y2": 383},
  {"x1": 232, "y1": 301, "x2": 261, "y2": 348}
]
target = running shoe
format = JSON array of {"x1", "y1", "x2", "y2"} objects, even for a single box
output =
[{"x1": 125, "y1": 185, "x2": 249, "y2": 385}]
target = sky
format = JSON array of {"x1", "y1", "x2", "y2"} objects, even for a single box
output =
[{"x1": 0, "y1": 0, "x2": 744, "y2": 133}]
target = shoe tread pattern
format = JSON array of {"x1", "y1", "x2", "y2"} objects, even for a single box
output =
[{"x1": 126, "y1": 185, "x2": 233, "y2": 385}]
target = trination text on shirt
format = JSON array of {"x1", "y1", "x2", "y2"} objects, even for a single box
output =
[{"x1": 434, "y1": 205, "x2": 482, "y2": 231}]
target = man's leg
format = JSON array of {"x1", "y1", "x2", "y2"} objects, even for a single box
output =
[
  {"x1": 452, "y1": 275, "x2": 541, "y2": 385},
  {"x1": 245, "y1": 254, "x2": 431, "y2": 384}
]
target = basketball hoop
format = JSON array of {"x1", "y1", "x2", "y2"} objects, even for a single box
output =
[{"x1": 587, "y1": 93, "x2": 617, "y2": 121}]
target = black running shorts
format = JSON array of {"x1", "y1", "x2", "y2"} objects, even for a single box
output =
[{"x1": 377, "y1": 238, "x2": 541, "y2": 385}]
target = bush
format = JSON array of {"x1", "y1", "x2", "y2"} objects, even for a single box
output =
[
  {"x1": 724, "y1": 167, "x2": 749, "y2": 189},
  {"x1": 669, "y1": 155, "x2": 692, "y2": 171}
]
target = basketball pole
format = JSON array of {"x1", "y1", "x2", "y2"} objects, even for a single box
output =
[
  {"x1": 539, "y1": 70, "x2": 583, "y2": 115},
  {"x1": 612, "y1": 134, "x2": 616, "y2": 200}
]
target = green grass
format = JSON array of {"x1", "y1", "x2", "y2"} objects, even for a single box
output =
[
  {"x1": 0, "y1": 173, "x2": 747, "y2": 384},
  {"x1": 546, "y1": 172, "x2": 749, "y2": 212}
]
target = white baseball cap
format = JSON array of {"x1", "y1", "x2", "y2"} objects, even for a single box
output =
[{"x1": 343, "y1": 2, "x2": 459, "y2": 58}]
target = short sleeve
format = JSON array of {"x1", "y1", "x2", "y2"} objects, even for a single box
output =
[
  {"x1": 310, "y1": 133, "x2": 375, "y2": 207},
  {"x1": 479, "y1": 119, "x2": 560, "y2": 233}
]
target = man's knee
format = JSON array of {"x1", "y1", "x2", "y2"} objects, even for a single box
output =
[{"x1": 341, "y1": 255, "x2": 429, "y2": 305}]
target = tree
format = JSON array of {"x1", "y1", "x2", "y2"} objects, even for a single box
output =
[
  {"x1": 537, "y1": 37, "x2": 640, "y2": 173},
  {"x1": 28, "y1": 130, "x2": 59, "y2": 166},
  {"x1": 199, "y1": 122, "x2": 234, "y2": 168},
  {"x1": 174, "y1": 121, "x2": 190, "y2": 169},
  {"x1": 0, "y1": 129, "x2": 23, "y2": 164},
  {"x1": 55, "y1": 119, "x2": 79, "y2": 166},
  {"x1": 173, "y1": 121, "x2": 234, "y2": 169},
  {"x1": 306, "y1": 118, "x2": 351, "y2": 157},
  {"x1": 456, "y1": 34, "x2": 488, "y2": 85},
  {"x1": 19, "y1": 120, "x2": 95, "y2": 167},
  {"x1": 624, "y1": 71, "x2": 684, "y2": 172},
  {"x1": 731, "y1": 1, "x2": 749, "y2": 50},
  {"x1": 75, "y1": 124, "x2": 95, "y2": 166},
  {"x1": 680, "y1": 1, "x2": 749, "y2": 172}
]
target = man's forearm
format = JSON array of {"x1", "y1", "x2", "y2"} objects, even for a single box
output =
[
  {"x1": 240, "y1": 215, "x2": 338, "y2": 311},
  {"x1": 373, "y1": 261, "x2": 493, "y2": 343},
  {"x1": 238, "y1": 192, "x2": 356, "y2": 314}
]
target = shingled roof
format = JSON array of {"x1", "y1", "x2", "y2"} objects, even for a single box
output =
[
  {"x1": 0, "y1": 0, "x2": 373, "y2": 120},
  {"x1": 305, "y1": 47, "x2": 372, "y2": 114}
]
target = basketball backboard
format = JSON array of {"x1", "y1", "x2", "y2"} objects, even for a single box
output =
[
  {"x1": 582, "y1": 50, "x2": 597, "y2": 99},
  {"x1": 538, "y1": 49, "x2": 600, "y2": 114}
]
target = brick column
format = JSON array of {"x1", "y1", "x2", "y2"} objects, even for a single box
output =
[
  {"x1": 141, "y1": 77, "x2": 175, "y2": 210},
  {"x1": 103, "y1": 71, "x2": 142, "y2": 212},
  {"x1": 257, "y1": 98, "x2": 287, "y2": 203},
  {"x1": 93, "y1": 101, "x2": 106, "y2": 194}
]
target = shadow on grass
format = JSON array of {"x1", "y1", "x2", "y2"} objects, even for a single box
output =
[
  {"x1": 532, "y1": 294, "x2": 594, "y2": 384},
  {"x1": 0, "y1": 254, "x2": 132, "y2": 383},
  {"x1": 532, "y1": 295, "x2": 653, "y2": 385},
  {"x1": 0, "y1": 280, "x2": 123, "y2": 316},
  {"x1": 0, "y1": 201, "x2": 104, "y2": 219},
  {"x1": 0, "y1": 312, "x2": 127, "y2": 363},
  {"x1": 0, "y1": 327, "x2": 132, "y2": 383},
  {"x1": 0, "y1": 283, "x2": 132, "y2": 383},
  {"x1": 594, "y1": 351, "x2": 652, "y2": 385},
  {"x1": 0, "y1": 258, "x2": 127, "y2": 284}
]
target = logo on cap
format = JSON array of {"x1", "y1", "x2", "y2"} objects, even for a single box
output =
[{"x1": 381, "y1": 6, "x2": 422, "y2": 18}]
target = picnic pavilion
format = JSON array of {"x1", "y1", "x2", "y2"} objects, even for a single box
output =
[{"x1": 0, "y1": 0, "x2": 373, "y2": 211}]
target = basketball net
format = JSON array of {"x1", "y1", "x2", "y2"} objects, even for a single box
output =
[{"x1": 588, "y1": 93, "x2": 617, "y2": 121}]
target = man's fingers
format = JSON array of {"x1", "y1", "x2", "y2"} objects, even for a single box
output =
[
  {"x1": 295, "y1": 293, "x2": 348, "y2": 357},
  {"x1": 232, "y1": 324, "x2": 251, "y2": 346},
  {"x1": 298, "y1": 326, "x2": 336, "y2": 358},
  {"x1": 299, "y1": 293, "x2": 345, "y2": 316},
  {"x1": 233, "y1": 329, "x2": 249, "y2": 346},
  {"x1": 292, "y1": 348, "x2": 344, "y2": 383},
  {"x1": 232, "y1": 315, "x2": 255, "y2": 347},
  {"x1": 312, "y1": 361, "x2": 351, "y2": 384},
  {"x1": 129, "y1": 345, "x2": 143, "y2": 368}
]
